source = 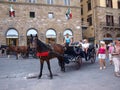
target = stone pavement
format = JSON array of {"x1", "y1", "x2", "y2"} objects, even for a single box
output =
[{"x1": 0, "y1": 56, "x2": 120, "y2": 90}]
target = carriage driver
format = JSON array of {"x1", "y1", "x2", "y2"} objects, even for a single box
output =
[{"x1": 63, "y1": 33, "x2": 71, "y2": 48}]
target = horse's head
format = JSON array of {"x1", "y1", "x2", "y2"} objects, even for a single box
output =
[{"x1": 33, "y1": 38, "x2": 51, "y2": 52}]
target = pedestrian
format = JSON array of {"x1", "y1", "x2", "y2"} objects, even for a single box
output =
[
  {"x1": 30, "y1": 34, "x2": 33, "y2": 48},
  {"x1": 1, "y1": 48, "x2": 5, "y2": 56},
  {"x1": 108, "y1": 43, "x2": 114, "y2": 65},
  {"x1": 97, "y1": 41, "x2": 107, "y2": 70},
  {"x1": 112, "y1": 40, "x2": 120, "y2": 77}
]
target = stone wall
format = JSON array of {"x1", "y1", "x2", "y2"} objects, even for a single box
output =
[{"x1": 0, "y1": 1, "x2": 82, "y2": 45}]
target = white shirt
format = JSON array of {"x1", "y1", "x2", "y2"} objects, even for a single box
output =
[{"x1": 82, "y1": 43, "x2": 89, "y2": 49}]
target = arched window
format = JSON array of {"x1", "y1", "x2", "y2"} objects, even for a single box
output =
[
  {"x1": 63, "y1": 29, "x2": 73, "y2": 37},
  {"x1": 6, "y1": 29, "x2": 18, "y2": 46},
  {"x1": 27, "y1": 29, "x2": 38, "y2": 45},
  {"x1": 45, "y1": 29, "x2": 56, "y2": 43},
  {"x1": 6, "y1": 29, "x2": 18, "y2": 38},
  {"x1": 27, "y1": 29, "x2": 37, "y2": 36},
  {"x1": 46, "y1": 29, "x2": 56, "y2": 38}
]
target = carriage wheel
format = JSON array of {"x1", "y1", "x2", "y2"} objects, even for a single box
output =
[
  {"x1": 90, "y1": 56, "x2": 95, "y2": 63},
  {"x1": 76, "y1": 56, "x2": 82, "y2": 69},
  {"x1": 90, "y1": 49, "x2": 96, "y2": 64}
]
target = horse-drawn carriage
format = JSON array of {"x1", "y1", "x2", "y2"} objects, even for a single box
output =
[
  {"x1": 64, "y1": 42, "x2": 96, "y2": 69},
  {"x1": 33, "y1": 39, "x2": 96, "y2": 79},
  {"x1": 2, "y1": 39, "x2": 96, "y2": 79}
]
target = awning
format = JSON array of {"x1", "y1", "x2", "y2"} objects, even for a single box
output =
[
  {"x1": 46, "y1": 35, "x2": 56, "y2": 38},
  {"x1": 27, "y1": 29, "x2": 37, "y2": 36},
  {"x1": 6, "y1": 35, "x2": 18, "y2": 38},
  {"x1": 63, "y1": 30, "x2": 73, "y2": 36},
  {"x1": 103, "y1": 38, "x2": 113, "y2": 40},
  {"x1": 116, "y1": 38, "x2": 120, "y2": 40},
  {"x1": 46, "y1": 29, "x2": 56, "y2": 38}
]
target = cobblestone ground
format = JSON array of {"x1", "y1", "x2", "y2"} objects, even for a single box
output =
[{"x1": 0, "y1": 55, "x2": 120, "y2": 90}]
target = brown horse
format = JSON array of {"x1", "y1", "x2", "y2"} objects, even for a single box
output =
[
  {"x1": 7, "y1": 45, "x2": 29, "y2": 59},
  {"x1": 33, "y1": 38, "x2": 65, "y2": 79}
]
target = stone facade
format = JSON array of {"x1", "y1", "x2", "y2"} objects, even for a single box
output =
[
  {"x1": 96, "y1": 7, "x2": 120, "y2": 43},
  {"x1": 0, "y1": 0, "x2": 81, "y2": 46},
  {"x1": 81, "y1": 0, "x2": 120, "y2": 44}
]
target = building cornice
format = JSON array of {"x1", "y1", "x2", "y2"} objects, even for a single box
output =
[{"x1": 0, "y1": 1, "x2": 80, "y2": 9}]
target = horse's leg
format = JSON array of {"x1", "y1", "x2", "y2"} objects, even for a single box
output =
[
  {"x1": 61, "y1": 60, "x2": 65, "y2": 72},
  {"x1": 58, "y1": 57, "x2": 65, "y2": 72},
  {"x1": 24, "y1": 52, "x2": 27, "y2": 58},
  {"x1": 16, "y1": 53, "x2": 18, "y2": 60},
  {"x1": 46, "y1": 60, "x2": 53, "y2": 79},
  {"x1": 38, "y1": 59, "x2": 44, "y2": 79},
  {"x1": 26, "y1": 51, "x2": 29, "y2": 58}
]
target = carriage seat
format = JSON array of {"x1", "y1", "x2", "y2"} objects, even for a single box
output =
[{"x1": 70, "y1": 42, "x2": 82, "y2": 47}]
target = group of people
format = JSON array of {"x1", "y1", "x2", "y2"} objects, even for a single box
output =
[
  {"x1": 63, "y1": 33, "x2": 90, "y2": 61},
  {"x1": 63, "y1": 33, "x2": 120, "y2": 77},
  {"x1": 97, "y1": 40, "x2": 120, "y2": 77},
  {"x1": 63, "y1": 33, "x2": 90, "y2": 53}
]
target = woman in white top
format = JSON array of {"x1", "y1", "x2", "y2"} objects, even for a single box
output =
[
  {"x1": 82, "y1": 39, "x2": 89, "y2": 53},
  {"x1": 82, "y1": 39, "x2": 90, "y2": 61},
  {"x1": 112, "y1": 40, "x2": 120, "y2": 77}
]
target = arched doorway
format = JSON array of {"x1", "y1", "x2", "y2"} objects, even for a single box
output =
[
  {"x1": 46, "y1": 29, "x2": 56, "y2": 44},
  {"x1": 63, "y1": 29, "x2": 73, "y2": 36},
  {"x1": 6, "y1": 29, "x2": 18, "y2": 46},
  {"x1": 103, "y1": 33, "x2": 113, "y2": 44},
  {"x1": 27, "y1": 29, "x2": 37, "y2": 45}
]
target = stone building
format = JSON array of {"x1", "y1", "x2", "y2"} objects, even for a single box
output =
[
  {"x1": 0, "y1": 0, "x2": 81, "y2": 46},
  {"x1": 81, "y1": 0, "x2": 120, "y2": 44}
]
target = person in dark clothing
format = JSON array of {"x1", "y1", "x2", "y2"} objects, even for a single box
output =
[{"x1": 1, "y1": 48, "x2": 5, "y2": 56}]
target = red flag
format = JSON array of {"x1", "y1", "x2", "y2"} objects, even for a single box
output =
[{"x1": 9, "y1": 5, "x2": 15, "y2": 17}]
